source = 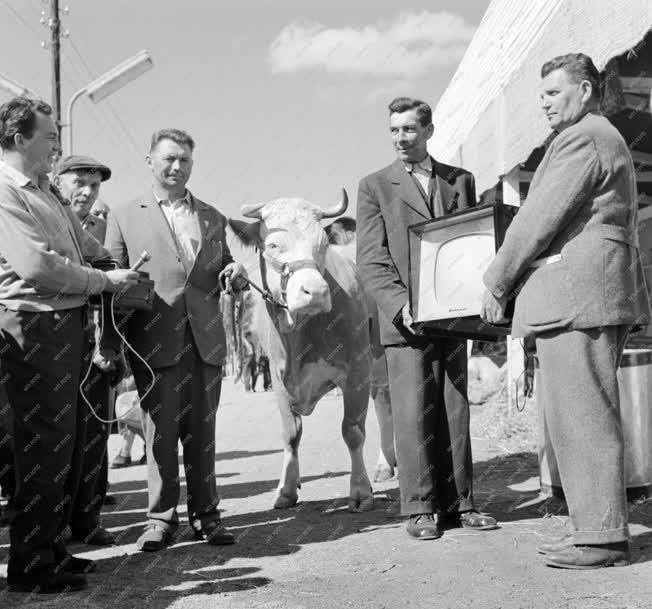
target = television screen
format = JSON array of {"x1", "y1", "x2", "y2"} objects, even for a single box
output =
[{"x1": 408, "y1": 204, "x2": 517, "y2": 341}]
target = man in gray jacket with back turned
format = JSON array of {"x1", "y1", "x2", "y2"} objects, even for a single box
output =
[{"x1": 482, "y1": 53, "x2": 651, "y2": 569}]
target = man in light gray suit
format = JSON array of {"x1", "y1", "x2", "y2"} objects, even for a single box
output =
[{"x1": 482, "y1": 53, "x2": 651, "y2": 569}]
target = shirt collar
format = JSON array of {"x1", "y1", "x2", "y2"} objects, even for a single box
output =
[
  {"x1": 0, "y1": 160, "x2": 50, "y2": 188},
  {"x1": 154, "y1": 189, "x2": 192, "y2": 207},
  {"x1": 404, "y1": 155, "x2": 432, "y2": 174}
]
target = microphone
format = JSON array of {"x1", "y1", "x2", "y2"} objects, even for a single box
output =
[{"x1": 130, "y1": 250, "x2": 151, "y2": 272}]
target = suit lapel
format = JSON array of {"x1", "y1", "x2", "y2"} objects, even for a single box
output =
[
  {"x1": 192, "y1": 196, "x2": 213, "y2": 273},
  {"x1": 141, "y1": 192, "x2": 179, "y2": 258},
  {"x1": 433, "y1": 159, "x2": 460, "y2": 215},
  {"x1": 389, "y1": 159, "x2": 431, "y2": 220}
]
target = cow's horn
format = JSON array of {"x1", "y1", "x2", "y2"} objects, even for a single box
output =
[
  {"x1": 241, "y1": 201, "x2": 267, "y2": 219},
  {"x1": 317, "y1": 189, "x2": 348, "y2": 219}
]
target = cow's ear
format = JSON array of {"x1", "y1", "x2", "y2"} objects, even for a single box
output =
[{"x1": 228, "y1": 218, "x2": 261, "y2": 248}]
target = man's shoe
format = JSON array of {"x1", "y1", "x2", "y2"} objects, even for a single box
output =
[
  {"x1": 72, "y1": 526, "x2": 115, "y2": 546},
  {"x1": 536, "y1": 534, "x2": 573, "y2": 554},
  {"x1": 7, "y1": 570, "x2": 87, "y2": 594},
  {"x1": 545, "y1": 542, "x2": 631, "y2": 569},
  {"x1": 458, "y1": 510, "x2": 499, "y2": 531},
  {"x1": 103, "y1": 494, "x2": 117, "y2": 505},
  {"x1": 137, "y1": 524, "x2": 174, "y2": 552},
  {"x1": 196, "y1": 520, "x2": 236, "y2": 546},
  {"x1": 54, "y1": 554, "x2": 97, "y2": 575},
  {"x1": 406, "y1": 513, "x2": 442, "y2": 540},
  {"x1": 110, "y1": 454, "x2": 132, "y2": 468}
]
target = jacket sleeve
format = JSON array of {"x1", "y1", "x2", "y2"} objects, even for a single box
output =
[
  {"x1": 66, "y1": 207, "x2": 112, "y2": 264},
  {"x1": 356, "y1": 177, "x2": 408, "y2": 323},
  {"x1": 483, "y1": 130, "x2": 601, "y2": 299},
  {"x1": 104, "y1": 208, "x2": 130, "y2": 268},
  {"x1": 0, "y1": 184, "x2": 107, "y2": 295}
]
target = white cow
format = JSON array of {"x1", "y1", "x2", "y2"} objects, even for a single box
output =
[{"x1": 229, "y1": 191, "x2": 374, "y2": 511}]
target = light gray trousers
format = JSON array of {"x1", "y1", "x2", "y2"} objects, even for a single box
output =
[{"x1": 536, "y1": 325, "x2": 629, "y2": 545}]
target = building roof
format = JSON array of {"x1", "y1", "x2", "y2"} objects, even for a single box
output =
[{"x1": 429, "y1": 0, "x2": 652, "y2": 194}]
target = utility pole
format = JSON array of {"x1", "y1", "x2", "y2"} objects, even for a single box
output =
[{"x1": 50, "y1": 0, "x2": 62, "y2": 146}]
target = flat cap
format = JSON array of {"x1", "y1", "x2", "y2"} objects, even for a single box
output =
[{"x1": 56, "y1": 155, "x2": 111, "y2": 181}]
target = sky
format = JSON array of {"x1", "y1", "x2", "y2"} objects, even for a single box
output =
[{"x1": 0, "y1": 0, "x2": 490, "y2": 263}]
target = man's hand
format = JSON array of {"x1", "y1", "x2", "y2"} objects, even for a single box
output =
[
  {"x1": 219, "y1": 262, "x2": 248, "y2": 293},
  {"x1": 104, "y1": 269, "x2": 141, "y2": 293},
  {"x1": 401, "y1": 302, "x2": 417, "y2": 335},
  {"x1": 93, "y1": 346, "x2": 118, "y2": 373},
  {"x1": 480, "y1": 289, "x2": 508, "y2": 325},
  {"x1": 93, "y1": 346, "x2": 126, "y2": 386}
]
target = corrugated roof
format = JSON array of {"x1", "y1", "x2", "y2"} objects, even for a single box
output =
[{"x1": 430, "y1": 0, "x2": 652, "y2": 194}]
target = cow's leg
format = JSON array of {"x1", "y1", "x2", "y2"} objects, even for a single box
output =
[
  {"x1": 342, "y1": 381, "x2": 374, "y2": 512},
  {"x1": 274, "y1": 399, "x2": 303, "y2": 509},
  {"x1": 371, "y1": 385, "x2": 396, "y2": 482}
]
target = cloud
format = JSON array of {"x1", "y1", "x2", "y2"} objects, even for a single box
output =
[{"x1": 268, "y1": 11, "x2": 476, "y2": 78}]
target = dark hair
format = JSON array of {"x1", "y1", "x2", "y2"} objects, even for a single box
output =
[
  {"x1": 330, "y1": 216, "x2": 356, "y2": 232},
  {"x1": 325, "y1": 216, "x2": 357, "y2": 244},
  {"x1": 388, "y1": 97, "x2": 432, "y2": 127},
  {"x1": 150, "y1": 128, "x2": 195, "y2": 152},
  {"x1": 0, "y1": 97, "x2": 53, "y2": 150},
  {"x1": 541, "y1": 53, "x2": 602, "y2": 103}
]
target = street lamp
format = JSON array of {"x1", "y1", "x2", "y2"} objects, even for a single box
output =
[
  {"x1": 0, "y1": 74, "x2": 37, "y2": 98},
  {"x1": 65, "y1": 49, "x2": 154, "y2": 154}
]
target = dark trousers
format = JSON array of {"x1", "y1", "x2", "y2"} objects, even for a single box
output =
[
  {"x1": 536, "y1": 325, "x2": 629, "y2": 544},
  {"x1": 131, "y1": 325, "x2": 222, "y2": 531},
  {"x1": 0, "y1": 391, "x2": 15, "y2": 500},
  {"x1": 70, "y1": 357, "x2": 112, "y2": 534},
  {"x1": 248, "y1": 358, "x2": 258, "y2": 391},
  {"x1": 386, "y1": 339, "x2": 473, "y2": 516},
  {"x1": 0, "y1": 306, "x2": 86, "y2": 576}
]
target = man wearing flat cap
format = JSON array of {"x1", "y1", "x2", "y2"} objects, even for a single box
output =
[
  {"x1": 55, "y1": 155, "x2": 111, "y2": 242},
  {"x1": 53, "y1": 155, "x2": 121, "y2": 547}
]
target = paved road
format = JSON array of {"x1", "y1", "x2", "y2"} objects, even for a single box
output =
[{"x1": 1, "y1": 379, "x2": 651, "y2": 608}]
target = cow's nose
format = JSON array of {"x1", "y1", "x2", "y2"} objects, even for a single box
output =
[{"x1": 300, "y1": 283, "x2": 328, "y2": 299}]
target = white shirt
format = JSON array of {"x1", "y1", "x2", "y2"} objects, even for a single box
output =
[
  {"x1": 405, "y1": 156, "x2": 433, "y2": 196},
  {"x1": 155, "y1": 190, "x2": 201, "y2": 273}
]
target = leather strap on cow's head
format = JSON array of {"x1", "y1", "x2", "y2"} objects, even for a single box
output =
[{"x1": 257, "y1": 250, "x2": 320, "y2": 309}]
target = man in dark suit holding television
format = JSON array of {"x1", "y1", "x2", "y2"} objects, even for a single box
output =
[
  {"x1": 356, "y1": 97, "x2": 498, "y2": 540},
  {"x1": 482, "y1": 53, "x2": 651, "y2": 569}
]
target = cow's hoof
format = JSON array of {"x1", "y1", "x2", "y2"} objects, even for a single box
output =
[
  {"x1": 373, "y1": 465, "x2": 395, "y2": 483},
  {"x1": 348, "y1": 490, "x2": 374, "y2": 513},
  {"x1": 274, "y1": 492, "x2": 299, "y2": 509}
]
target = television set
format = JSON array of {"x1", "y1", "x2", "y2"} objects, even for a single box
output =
[{"x1": 408, "y1": 203, "x2": 518, "y2": 342}]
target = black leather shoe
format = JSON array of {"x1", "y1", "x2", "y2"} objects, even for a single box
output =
[
  {"x1": 545, "y1": 542, "x2": 631, "y2": 569},
  {"x1": 7, "y1": 569, "x2": 87, "y2": 594},
  {"x1": 458, "y1": 510, "x2": 499, "y2": 530},
  {"x1": 193, "y1": 519, "x2": 236, "y2": 545},
  {"x1": 110, "y1": 454, "x2": 132, "y2": 468},
  {"x1": 536, "y1": 534, "x2": 573, "y2": 554},
  {"x1": 137, "y1": 524, "x2": 175, "y2": 551},
  {"x1": 103, "y1": 494, "x2": 117, "y2": 505},
  {"x1": 406, "y1": 513, "x2": 442, "y2": 540},
  {"x1": 54, "y1": 554, "x2": 97, "y2": 575},
  {"x1": 72, "y1": 526, "x2": 116, "y2": 546}
]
